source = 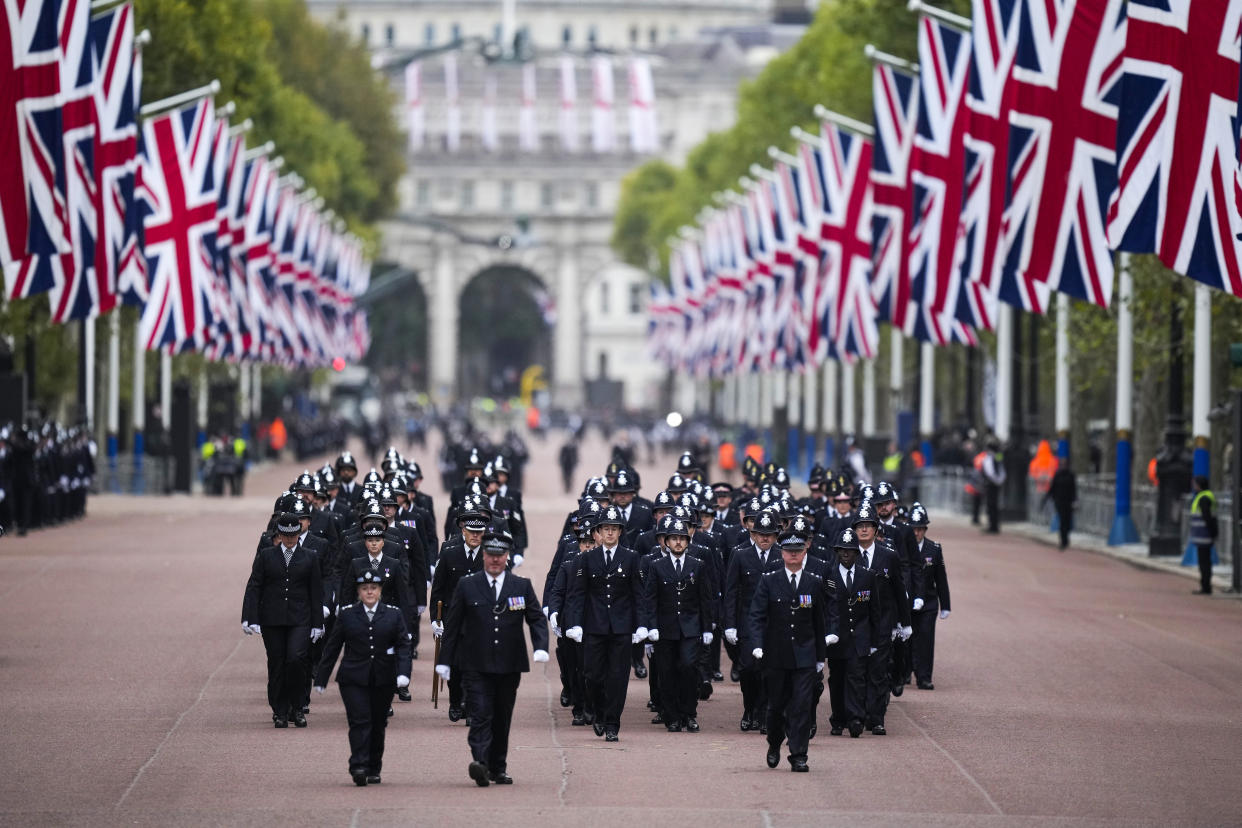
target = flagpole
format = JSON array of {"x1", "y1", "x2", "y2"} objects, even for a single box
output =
[
  {"x1": 864, "y1": 44, "x2": 920, "y2": 74},
  {"x1": 1055, "y1": 293, "x2": 1070, "y2": 460},
  {"x1": 919, "y1": 341, "x2": 934, "y2": 465},
  {"x1": 841, "y1": 360, "x2": 856, "y2": 441},
  {"x1": 890, "y1": 328, "x2": 904, "y2": 440},
  {"x1": 132, "y1": 320, "x2": 145, "y2": 494},
  {"x1": 83, "y1": 317, "x2": 96, "y2": 431},
  {"x1": 906, "y1": 0, "x2": 972, "y2": 30},
  {"x1": 140, "y1": 79, "x2": 220, "y2": 119},
  {"x1": 107, "y1": 312, "x2": 120, "y2": 493},
  {"x1": 822, "y1": 360, "x2": 838, "y2": 467},
  {"x1": 803, "y1": 365, "x2": 819, "y2": 476},
  {"x1": 1191, "y1": 282, "x2": 1211, "y2": 478},
  {"x1": 196, "y1": 371, "x2": 208, "y2": 450},
  {"x1": 1109, "y1": 254, "x2": 1140, "y2": 545},
  {"x1": 862, "y1": 358, "x2": 876, "y2": 440},
  {"x1": 994, "y1": 304, "x2": 1013, "y2": 443},
  {"x1": 809, "y1": 107, "x2": 875, "y2": 138},
  {"x1": 160, "y1": 351, "x2": 171, "y2": 432}
]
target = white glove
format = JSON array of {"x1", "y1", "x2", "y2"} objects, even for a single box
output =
[
  {"x1": 648, "y1": 629, "x2": 660, "y2": 642},
  {"x1": 816, "y1": 662, "x2": 825, "y2": 673},
  {"x1": 310, "y1": 627, "x2": 324, "y2": 643},
  {"x1": 417, "y1": 605, "x2": 426, "y2": 616},
  {"x1": 825, "y1": 634, "x2": 839, "y2": 646},
  {"x1": 549, "y1": 612, "x2": 559, "y2": 630},
  {"x1": 940, "y1": 609, "x2": 950, "y2": 620},
  {"x1": 633, "y1": 627, "x2": 649, "y2": 644},
  {"x1": 431, "y1": 620, "x2": 444, "y2": 638},
  {"x1": 429, "y1": 565, "x2": 436, "y2": 577},
  {"x1": 246, "y1": 623, "x2": 261, "y2": 635},
  {"x1": 435, "y1": 664, "x2": 450, "y2": 681},
  {"x1": 869, "y1": 647, "x2": 877, "y2": 655},
  {"x1": 701, "y1": 632, "x2": 713, "y2": 645},
  {"x1": 566, "y1": 626, "x2": 583, "y2": 643},
  {"x1": 322, "y1": 605, "x2": 330, "y2": 619},
  {"x1": 913, "y1": 598, "x2": 924, "y2": 611},
  {"x1": 553, "y1": 626, "x2": 562, "y2": 638},
  {"x1": 532, "y1": 649, "x2": 549, "y2": 663},
  {"x1": 751, "y1": 648, "x2": 764, "y2": 660},
  {"x1": 313, "y1": 686, "x2": 325, "y2": 694},
  {"x1": 899, "y1": 625, "x2": 912, "y2": 641},
  {"x1": 724, "y1": 628, "x2": 738, "y2": 645},
  {"x1": 891, "y1": 627, "x2": 900, "y2": 641},
  {"x1": 396, "y1": 675, "x2": 410, "y2": 689},
  {"x1": 644, "y1": 643, "x2": 654, "y2": 657},
  {"x1": 542, "y1": 606, "x2": 551, "y2": 618},
  {"x1": 242, "y1": 622, "x2": 254, "y2": 635},
  {"x1": 513, "y1": 554, "x2": 524, "y2": 568}
]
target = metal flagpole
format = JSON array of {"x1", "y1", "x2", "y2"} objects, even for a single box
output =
[
  {"x1": 890, "y1": 328, "x2": 904, "y2": 441},
  {"x1": 822, "y1": 360, "x2": 838, "y2": 467},
  {"x1": 994, "y1": 304, "x2": 1013, "y2": 443},
  {"x1": 803, "y1": 366, "x2": 819, "y2": 474},
  {"x1": 107, "y1": 313, "x2": 120, "y2": 492},
  {"x1": 1055, "y1": 294, "x2": 1070, "y2": 460},
  {"x1": 1108, "y1": 254, "x2": 1140, "y2": 545},
  {"x1": 919, "y1": 341, "x2": 934, "y2": 464},
  {"x1": 133, "y1": 321, "x2": 145, "y2": 494},
  {"x1": 1186, "y1": 282, "x2": 1213, "y2": 564}
]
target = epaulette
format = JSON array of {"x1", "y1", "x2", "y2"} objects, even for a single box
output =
[
  {"x1": 825, "y1": 579, "x2": 837, "y2": 589},
  {"x1": 386, "y1": 603, "x2": 399, "y2": 610},
  {"x1": 342, "y1": 603, "x2": 355, "y2": 610}
]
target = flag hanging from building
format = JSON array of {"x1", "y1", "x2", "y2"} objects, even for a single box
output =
[
  {"x1": 519, "y1": 62, "x2": 538, "y2": 152},
  {"x1": 444, "y1": 53, "x2": 460, "y2": 153},
  {"x1": 559, "y1": 56, "x2": 578, "y2": 152},
  {"x1": 404, "y1": 61, "x2": 424, "y2": 153},
  {"x1": 628, "y1": 56, "x2": 658, "y2": 153},
  {"x1": 481, "y1": 70, "x2": 498, "y2": 152},
  {"x1": 1107, "y1": 0, "x2": 1242, "y2": 297},
  {"x1": 995, "y1": 0, "x2": 1125, "y2": 313},
  {"x1": 591, "y1": 56, "x2": 615, "y2": 153}
]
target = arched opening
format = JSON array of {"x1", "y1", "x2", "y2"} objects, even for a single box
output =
[
  {"x1": 457, "y1": 264, "x2": 552, "y2": 399},
  {"x1": 362, "y1": 264, "x2": 429, "y2": 390}
]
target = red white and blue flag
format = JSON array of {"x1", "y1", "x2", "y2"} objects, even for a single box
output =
[{"x1": 1107, "y1": 0, "x2": 1242, "y2": 296}]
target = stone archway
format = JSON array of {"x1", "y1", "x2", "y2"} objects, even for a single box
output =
[{"x1": 456, "y1": 264, "x2": 553, "y2": 399}]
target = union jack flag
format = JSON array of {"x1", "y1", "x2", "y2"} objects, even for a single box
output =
[
  {"x1": 953, "y1": 0, "x2": 1022, "y2": 332},
  {"x1": 241, "y1": 156, "x2": 277, "y2": 361},
  {"x1": 136, "y1": 98, "x2": 220, "y2": 351},
  {"x1": 995, "y1": 0, "x2": 1126, "y2": 313},
  {"x1": 1, "y1": 0, "x2": 65, "y2": 274},
  {"x1": 804, "y1": 121, "x2": 880, "y2": 362},
  {"x1": 869, "y1": 61, "x2": 920, "y2": 334},
  {"x1": 771, "y1": 161, "x2": 810, "y2": 371},
  {"x1": 908, "y1": 15, "x2": 976, "y2": 346},
  {"x1": 1107, "y1": 0, "x2": 1242, "y2": 296}
]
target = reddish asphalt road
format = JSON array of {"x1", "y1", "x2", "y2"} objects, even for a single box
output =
[{"x1": 0, "y1": 430, "x2": 1239, "y2": 827}]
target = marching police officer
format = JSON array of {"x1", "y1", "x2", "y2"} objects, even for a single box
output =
[
  {"x1": 430, "y1": 505, "x2": 489, "y2": 721},
  {"x1": 826, "y1": 528, "x2": 877, "y2": 737},
  {"x1": 314, "y1": 570, "x2": 413, "y2": 786},
  {"x1": 242, "y1": 507, "x2": 325, "y2": 728},
  {"x1": 436, "y1": 529, "x2": 549, "y2": 786},
  {"x1": 908, "y1": 505, "x2": 951, "y2": 690},
  {"x1": 723, "y1": 510, "x2": 784, "y2": 732},
  {"x1": 746, "y1": 532, "x2": 833, "y2": 772}
]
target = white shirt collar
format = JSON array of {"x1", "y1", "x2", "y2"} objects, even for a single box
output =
[
  {"x1": 368, "y1": 552, "x2": 383, "y2": 564},
  {"x1": 838, "y1": 562, "x2": 854, "y2": 581},
  {"x1": 488, "y1": 570, "x2": 506, "y2": 593},
  {"x1": 785, "y1": 567, "x2": 801, "y2": 587},
  {"x1": 362, "y1": 600, "x2": 379, "y2": 614}
]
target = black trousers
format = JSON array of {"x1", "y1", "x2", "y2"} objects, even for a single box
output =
[
  {"x1": 970, "y1": 492, "x2": 982, "y2": 524},
  {"x1": 1198, "y1": 543, "x2": 1214, "y2": 593},
  {"x1": 985, "y1": 484, "x2": 1000, "y2": 532},
  {"x1": 709, "y1": 633, "x2": 723, "y2": 674},
  {"x1": 911, "y1": 610, "x2": 937, "y2": 683},
  {"x1": 261, "y1": 625, "x2": 309, "y2": 717},
  {"x1": 584, "y1": 633, "x2": 631, "y2": 731},
  {"x1": 1056, "y1": 506, "x2": 1073, "y2": 548},
  {"x1": 304, "y1": 614, "x2": 333, "y2": 709},
  {"x1": 739, "y1": 648, "x2": 767, "y2": 719},
  {"x1": 448, "y1": 673, "x2": 465, "y2": 711},
  {"x1": 864, "y1": 640, "x2": 893, "y2": 728},
  {"x1": 765, "y1": 667, "x2": 816, "y2": 761},
  {"x1": 340, "y1": 679, "x2": 394, "y2": 774},
  {"x1": 827, "y1": 655, "x2": 866, "y2": 727},
  {"x1": 891, "y1": 637, "x2": 912, "y2": 686},
  {"x1": 463, "y1": 671, "x2": 521, "y2": 774},
  {"x1": 654, "y1": 637, "x2": 699, "y2": 721}
]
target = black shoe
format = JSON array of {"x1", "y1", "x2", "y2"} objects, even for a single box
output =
[
  {"x1": 685, "y1": 718, "x2": 699, "y2": 733},
  {"x1": 730, "y1": 666, "x2": 741, "y2": 682},
  {"x1": 351, "y1": 770, "x2": 368, "y2": 786},
  {"x1": 448, "y1": 707, "x2": 463, "y2": 722},
  {"x1": 892, "y1": 683, "x2": 904, "y2": 697},
  {"x1": 571, "y1": 714, "x2": 586, "y2": 726},
  {"x1": 605, "y1": 731, "x2": 619, "y2": 742},
  {"x1": 871, "y1": 724, "x2": 887, "y2": 736},
  {"x1": 593, "y1": 721, "x2": 606, "y2": 737},
  {"x1": 712, "y1": 671, "x2": 724, "y2": 682},
  {"x1": 848, "y1": 720, "x2": 863, "y2": 738},
  {"x1": 397, "y1": 686, "x2": 412, "y2": 702},
  {"x1": 292, "y1": 711, "x2": 307, "y2": 728},
  {"x1": 366, "y1": 775, "x2": 381, "y2": 785},
  {"x1": 583, "y1": 712, "x2": 595, "y2": 724},
  {"x1": 1193, "y1": 588, "x2": 1212, "y2": 595},
  {"x1": 411, "y1": 649, "x2": 418, "y2": 660},
  {"x1": 830, "y1": 727, "x2": 843, "y2": 736},
  {"x1": 699, "y1": 681, "x2": 713, "y2": 700},
  {"x1": 468, "y1": 761, "x2": 490, "y2": 787},
  {"x1": 646, "y1": 700, "x2": 656, "y2": 711},
  {"x1": 387, "y1": 707, "x2": 394, "y2": 718},
  {"x1": 273, "y1": 715, "x2": 289, "y2": 729},
  {"x1": 917, "y1": 681, "x2": 935, "y2": 690},
  {"x1": 739, "y1": 716, "x2": 751, "y2": 732},
  {"x1": 651, "y1": 713, "x2": 664, "y2": 725},
  {"x1": 634, "y1": 664, "x2": 648, "y2": 679},
  {"x1": 300, "y1": 705, "x2": 310, "y2": 714},
  {"x1": 489, "y1": 772, "x2": 513, "y2": 785},
  {"x1": 560, "y1": 691, "x2": 571, "y2": 707},
  {"x1": 766, "y1": 749, "x2": 780, "y2": 769},
  {"x1": 759, "y1": 723, "x2": 768, "y2": 735},
  {"x1": 666, "y1": 722, "x2": 682, "y2": 733},
  {"x1": 790, "y1": 758, "x2": 809, "y2": 773},
  {"x1": 808, "y1": 724, "x2": 817, "y2": 739}
]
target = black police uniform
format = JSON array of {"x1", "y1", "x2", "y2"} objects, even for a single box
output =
[
  {"x1": 430, "y1": 538, "x2": 485, "y2": 716},
  {"x1": 826, "y1": 559, "x2": 877, "y2": 735},
  {"x1": 911, "y1": 537, "x2": 950, "y2": 688},
  {"x1": 314, "y1": 596, "x2": 412, "y2": 782},
  {"x1": 724, "y1": 539, "x2": 783, "y2": 729},
  {"x1": 438, "y1": 568, "x2": 548, "y2": 783},
  {"x1": 641, "y1": 552, "x2": 713, "y2": 730},
  {"x1": 858, "y1": 539, "x2": 911, "y2": 732}
]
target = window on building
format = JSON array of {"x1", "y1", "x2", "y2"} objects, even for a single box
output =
[
  {"x1": 493, "y1": 23, "x2": 502, "y2": 44},
  {"x1": 598, "y1": 352, "x2": 609, "y2": 378},
  {"x1": 629, "y1": 25, "x2": 639, "y2": 46},
  {"x1": 669, "y1": 26, "x2": 679, "y2": 41},
  {"x1": 385, "y1": 24, "x2": 395, "y2": 46},
  {"x1": 500, "y1": 181, "x2": 514, "y2": 211},
  {"x1": 451, "y1": 22, "x2": 461, "y2": 42},
  {"x1": 541, "y1": 182, "x2": 554, "y2": 208},
  {"x1": 587, "y1": 26, "x2": 597, "y2": 46},
  {"x1": 424, "y1": 22, "x2": 435, "y2": 45},
  {"x1": 416, "y1": 180, "x2": 430, "y2": 207},
  {"x1": 361, "y1": 23, "x2": 371, "y2": 44},
  {"x1": 584, "y1": 182, "x2": 598, "y2": 209},
  {"x1": 629, "y1": 283, "x2": 643, "y2": 314},
  {"x1": 437, "y1": 178, "x2": 453, "y2": 198},
  {"x1": 461, "y1": 180, "x2": 474, "y2": 209},
  {"x1": 600, "y1": 282, "x2": 610, "y2": 315},
  {"x1": 562, "y1": 24, "x2": 572, "y2": 46},
  {"x1": 649, "y1": 26, "x2": 658, "y2": 45}
]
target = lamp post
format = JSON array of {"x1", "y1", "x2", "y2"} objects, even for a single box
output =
[{"x1": 1149, "y1": 282, "x2": 1192, "y2": 556}]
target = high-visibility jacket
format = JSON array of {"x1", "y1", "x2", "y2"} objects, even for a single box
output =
[
  {"x1": 1189, "y1": 490, "x2": 1217, "y2": 545},
  {"x1": 882, "y1": 452, "x2": 902, "y2": 474}
]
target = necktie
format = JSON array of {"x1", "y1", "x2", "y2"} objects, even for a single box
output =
[
  {"x1": 675, "y1": 558, "x2": 682, "y2": 576},
  {"x1": 846, "y1": 568, "x2": 853, "y2": 590},
  {"x1": 790, "y1": 572, "x2": 797, "y2": 592},
  {"x1": 492, "y1": 578, "x2": 500, "y2": 603},
  {"x1": 606, "y1": 550, "x2": 613, "y2": 569},
  {"x1": 366, "y1": 608, "x2": 375, "y2": 623},
  {"x1": 283, "y1": 546, "x2": 293, "y2": 567},
  {"x1": 371, "y1": 557, "x2": 380, "y2": 570}
]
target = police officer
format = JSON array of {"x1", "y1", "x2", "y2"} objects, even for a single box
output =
[
  {"x1": 436, "y1": 529, "x2": 549, "y2": 786},
  {"x1": 908, "y1": 506, "x2": 951, "y2": 689},
  {"x1": 564, "y1": 504, "x2": 644, "y2": 742},
  {"x1": 723, "y1": 510, "x2": 784, "y2": 732},
  {"x1": 641, "y1": 514, "x2": 713, "y2": 733},
  {"x1": 430, "y1": 505, "x2": 489, "y2": 721},
  {"x1": 853, "y1": 501, "x2": 911, "y2": 735},
  {"x1": 242, "y1": 508, "x2": 325, "y2": 728},
  {"x1": 747, "y1": 532, "x2": 832, "y2": 772},
  {"x1": 313, "y1": 570, "x2": 413, "y2": 786},
  {"x1": 826, "y1": 528, "x2": 877, "y2": 737},
  {"x1": 1189, "y1": 476, "x2": 1217, "y2": 595}
]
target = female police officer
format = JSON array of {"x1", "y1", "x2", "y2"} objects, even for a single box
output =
[{"x1": 314, "y1": 570, "x2": 413, "y2": 786}]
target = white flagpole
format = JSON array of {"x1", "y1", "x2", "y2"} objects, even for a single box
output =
[
  {"x1": 591, "y1": 56, "x2": 614, "y2": 153},
  {"x1": 444, "y1": 54, "x2": 460, "y2": 152},
  {"x1": 1192, "y1": 282, "x2": 1211, "y2": 478},
  {"x1": 994, "y1": 303, "x2": 1012, "y2": 442},
  {"x1": 404, "y1": 62, "x2": 424, "y2": 152},
  {"x1": 559, "y1": 56, "x2": 578, "y2": 152}
]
